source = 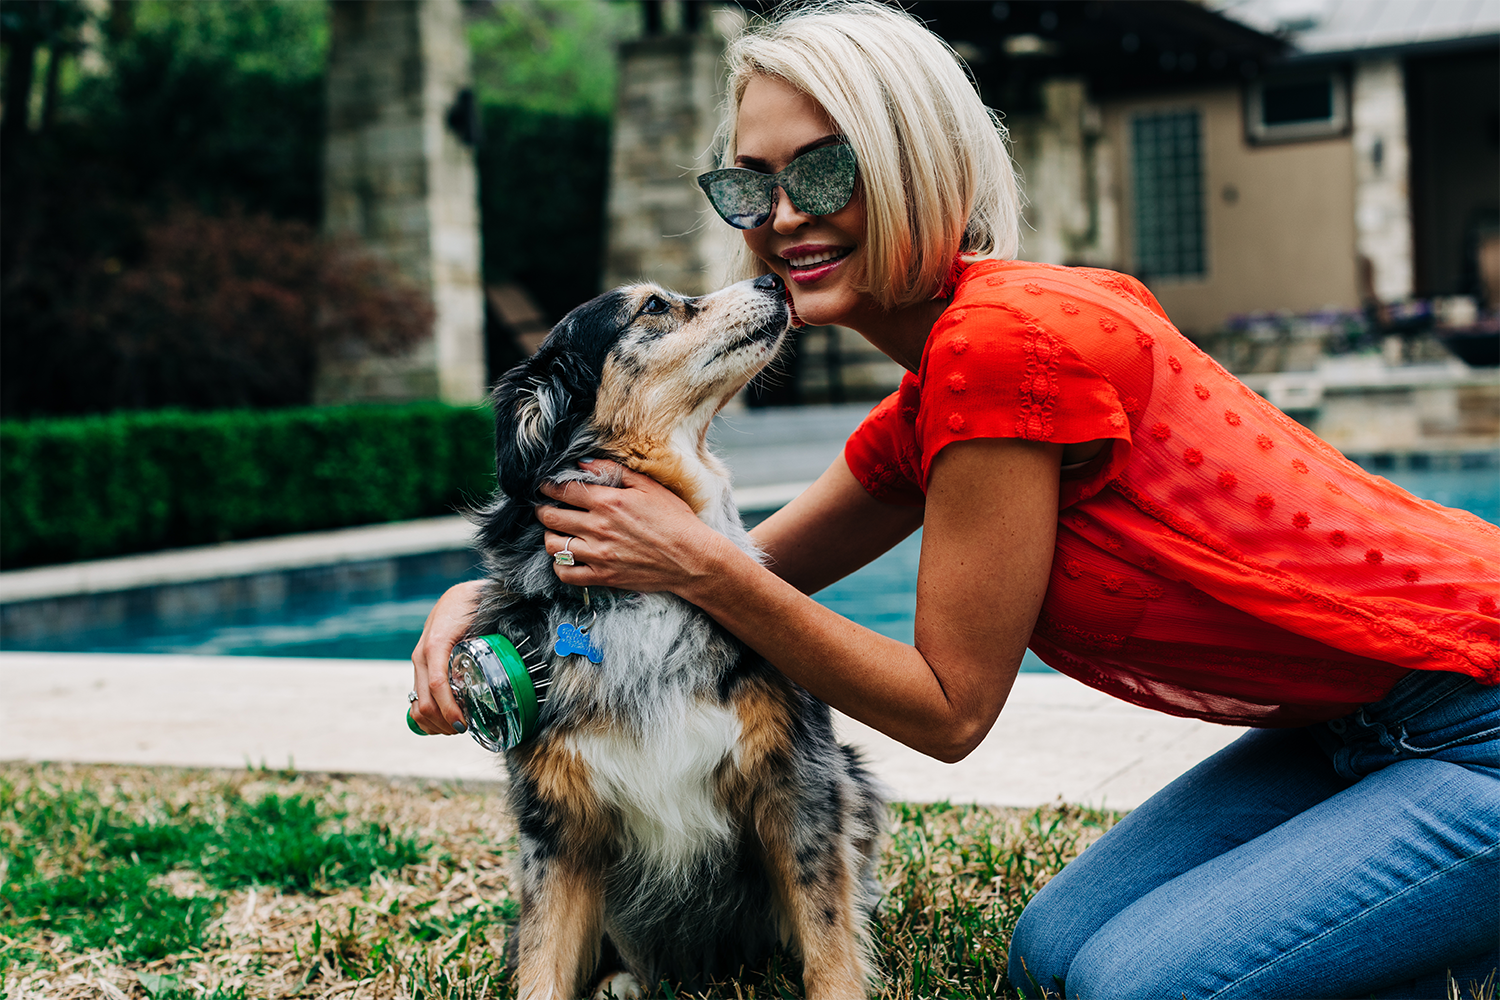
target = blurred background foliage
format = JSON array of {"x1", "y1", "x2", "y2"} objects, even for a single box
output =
[
  {"x1": 470, "y1": 0, "x2": 639, "y2": 329},
  {"x1": 0, "y1": 0, "x2": 637, "y2": 419},
  {"x1": 479, "y1": 103, "x2": 614, "y2": 328},
  {"x1": 469, "y1": 0, "x2": 635, "y2": 117}
]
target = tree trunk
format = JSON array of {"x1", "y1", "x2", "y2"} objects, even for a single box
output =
[
  {"x1": 1, "y1": 36, "x2": 39, "y2": 143},
  {"x1": 40, "y1": 44, "x2": 61, "y2": 133},
  {"x1": 108, "y1": 0, "x2": 132, "y2": 41}
]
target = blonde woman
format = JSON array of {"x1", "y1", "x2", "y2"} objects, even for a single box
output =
[{"x1": 411, "y1": 3, "x2": 1499, "y2": 995}]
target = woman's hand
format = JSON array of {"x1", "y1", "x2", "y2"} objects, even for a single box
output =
[
  {"x1": 535, "y1": 460, "x2": 735, "y2": 594},
  {"x1": 409, "y1": 578, "x2": 484, "y2": 735}
]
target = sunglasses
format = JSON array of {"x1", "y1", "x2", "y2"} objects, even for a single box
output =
[{"x1": 696, "y1": 143, "x2": 858, "y2": 230}]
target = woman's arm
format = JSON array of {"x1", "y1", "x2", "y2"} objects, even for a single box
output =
[
  {"x1": 749, "y1": 455, "x2": 924, "y2": 594},
  {"x1": 537, "y1": 438, "x2": 1060, "y2": 762}
]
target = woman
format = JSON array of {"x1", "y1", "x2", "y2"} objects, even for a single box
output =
[{"x1": 411, "y1": 3, "x2": 1499, "y2": 996}]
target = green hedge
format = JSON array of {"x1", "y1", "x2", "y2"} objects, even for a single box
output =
[{"x1": 0, "y1": 403, "x2": 496, "y2": 570}]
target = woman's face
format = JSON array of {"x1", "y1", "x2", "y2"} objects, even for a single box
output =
[{"x1": 735, "y1": 74, "x2": 868, "y2": 328}]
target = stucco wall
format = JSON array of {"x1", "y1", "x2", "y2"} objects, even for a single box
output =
[{"x1": 1101, "y1": 86, "x2": 1359, "y2": 335}]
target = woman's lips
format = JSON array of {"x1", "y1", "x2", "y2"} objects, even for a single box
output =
[{"x1": 782, "y1": 244, "x2": 853, "y2": 285}]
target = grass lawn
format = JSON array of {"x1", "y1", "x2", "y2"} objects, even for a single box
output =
[{"x1": 0, "y1": 762, "x2": 1491, "y2": 1000}]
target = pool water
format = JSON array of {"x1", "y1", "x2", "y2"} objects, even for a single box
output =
[
  {"x1": 9, "y1": 536, "x2": 941, "y2": 664},
  {"x1": 9, "y1": 465, "x2": 1497, "y2": 665},
  {"x1": 1379, "y1": 467, "x2": 1499, "y2": 517}
]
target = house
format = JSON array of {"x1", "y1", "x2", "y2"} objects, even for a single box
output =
[{"x1": 917, "y1": 0, "x2": 1500, "y2": 336}]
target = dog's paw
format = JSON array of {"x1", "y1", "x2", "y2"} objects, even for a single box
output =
[{"x1": 592, "y1": 970, "x2": 643, "y2": 1000}]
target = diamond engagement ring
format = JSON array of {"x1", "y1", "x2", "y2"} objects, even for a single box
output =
[
  {"x1": 554, "y1": 536, "x2": 576, "y2": 567},
  {"x1": 408, "y1": 690, "x2": 419, "y2": 704}
]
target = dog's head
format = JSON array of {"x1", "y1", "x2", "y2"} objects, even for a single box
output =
[{"x1": 487, "y1": 274, "x2": 788, "y2": 529}]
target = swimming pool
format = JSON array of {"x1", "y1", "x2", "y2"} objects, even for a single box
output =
[{"x1": 5, "y1": 463, "x2": 1496, "y2": 665}]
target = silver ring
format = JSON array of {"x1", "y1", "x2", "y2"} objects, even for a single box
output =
[
  {"x1": 554, "y1": 536, "x2": 576, "y2": 567},
  {"x1": 407, "y1": 690, "x2": 419, "y2": 704}
]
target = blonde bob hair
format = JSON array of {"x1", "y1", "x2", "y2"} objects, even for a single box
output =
[{"x1": 718, "y1": 0, "x2": 1022, "y2": 310}]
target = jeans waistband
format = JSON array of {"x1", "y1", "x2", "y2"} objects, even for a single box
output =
[
  {"x1": 1316, "y1": 669, "x2": 1500, "y2": 780},
  {"x1": 1352, "y1": 669, "x2": 1478, "y2": 726}
]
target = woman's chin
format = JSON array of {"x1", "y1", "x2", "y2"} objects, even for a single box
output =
[{"x1": 788, "y1": 287, "x2": 855, "y2": 328}]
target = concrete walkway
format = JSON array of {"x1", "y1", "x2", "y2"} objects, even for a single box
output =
[{"x1": 0, "y1": 651, "x2": 1242, "y2": 809}]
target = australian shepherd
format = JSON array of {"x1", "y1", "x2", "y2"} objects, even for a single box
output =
[{"x1": 466, "y1": 273, "x2": 885, "y2": 999}]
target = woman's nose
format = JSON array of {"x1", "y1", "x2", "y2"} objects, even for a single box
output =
[{"x1": 769, "y1": 185, "x2": 813, "y2": 233}]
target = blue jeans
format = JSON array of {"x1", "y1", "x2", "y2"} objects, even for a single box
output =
[{"x1": 1008, "y1": 670, "x2": 1500, "y2": 999}]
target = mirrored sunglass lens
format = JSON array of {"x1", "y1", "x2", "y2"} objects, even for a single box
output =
[
  {"x1": 698, "y1": 145, "x2": 856, "y2": 229},
  {"x1": 703, "y1": 174, "x2": 772, "y2": 230},
  {"x1": 783, "y1": 145, "x2": 857, "y2": 216}
]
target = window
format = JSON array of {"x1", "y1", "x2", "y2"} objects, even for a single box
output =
[
  {"x1": 1132, "y1": 110, "x2": 1206, "y2": 279},
  {"x1": 1246, "y1": 71, "x2": 1349, "y2": 143}
]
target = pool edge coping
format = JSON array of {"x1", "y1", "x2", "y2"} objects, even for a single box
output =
[{"x1": 0, "y1": 482, "x2": 815, "y2": 604}]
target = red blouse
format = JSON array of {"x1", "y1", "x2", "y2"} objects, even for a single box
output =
[{"x1": 844, "y1": 259, "x2": 1499, "y2": 726}]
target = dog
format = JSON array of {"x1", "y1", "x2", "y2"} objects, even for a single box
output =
[
  {"x1": 468, "y1": 274, "x2": 882, "y2": 1000},
  {"x1": 466, "y1": 273, "x2": 885, "y2": 999}
]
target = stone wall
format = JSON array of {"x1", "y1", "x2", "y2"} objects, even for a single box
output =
[
  {"x1": 319, "y1": 0, "x2": 485, "y2": 405},
  {"x1": 1010, "y1": 78, "x2": 1120, "y2": 268},
  {"x1": 1351, "y1": 58, "x2": 1414, "y2": 303},
  {"x1": 604, "y1": 32, "x2": 739, "y2": 295}
]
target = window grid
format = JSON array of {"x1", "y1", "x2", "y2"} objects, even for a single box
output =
[{"x1": 1132, "y1": 111, "x2": 1206, "y2": 279}]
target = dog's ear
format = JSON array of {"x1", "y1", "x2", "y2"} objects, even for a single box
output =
[
  {"x1": 489, "y1": 295, "x2": 625, "y2": 500},
  {"x1": 510, "y1": 369, "x2": 568, "y2": 461},
  {"x1": 491, "y1": 360, "x2": 579, "y2": 501}
]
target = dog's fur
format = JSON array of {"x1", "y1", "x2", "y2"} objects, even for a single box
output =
[{"x1": 466, "y1": 276, "x2": 885, "y2": 999}]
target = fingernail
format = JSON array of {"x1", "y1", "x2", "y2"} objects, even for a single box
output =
[
  {"x1": 579, "y1": 457, "x2": 594, "y2": 464},
  {"x1": 451, "y1": 720, "x2": 467, "y2": 735}
]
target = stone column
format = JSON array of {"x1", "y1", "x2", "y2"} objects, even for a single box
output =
[
  {"x1": 1352, "y1": 57, "x2": 1414, "y2": 303},
  {"x1": 320, "y1": 0, "x2": 485, "y2": 404},
  {"x1": 1012, "y1": 78, "x2": 1116, "y2": 267},
  {"x1": 604, "y1": 31, "x2": 739, "y2": 295}
]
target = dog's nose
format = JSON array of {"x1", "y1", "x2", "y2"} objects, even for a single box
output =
[{"x1": 753, "y1": 273, "x2": 784, "y2": 292}]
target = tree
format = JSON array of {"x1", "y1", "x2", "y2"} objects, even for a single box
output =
[
  {"x1": 0, "y1": 1, "x2": 428, "y2": 417},
  {"x1": 468, "y1": 0, "x2": 638, "y2": 117},
  {"x1": 0, "y1": 0, "x2": 91, "y2": 145}
]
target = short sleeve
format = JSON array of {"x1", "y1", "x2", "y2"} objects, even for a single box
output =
[
  {"x1": 843, "y1": 381, "x2": 926, "y2": 507},
  {"x1": 915, "y1": 292, "x2": 1135, "y2": 507}
]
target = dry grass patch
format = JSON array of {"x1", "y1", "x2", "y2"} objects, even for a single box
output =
[
  {"x1": 2, "y1": 763, "x2": 513, "y2": 1000},
  {"x1": 4, "y1": 762, "x2": 1490, "y2": 1000}
]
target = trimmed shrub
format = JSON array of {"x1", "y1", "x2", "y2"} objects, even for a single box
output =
[{"x1": 0, "y1": 403, "x2": 496, "y2": 569}]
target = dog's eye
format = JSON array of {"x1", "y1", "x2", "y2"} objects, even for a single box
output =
[{"x1": 640, "y1": 295, "x2": 671, "y2": 316}]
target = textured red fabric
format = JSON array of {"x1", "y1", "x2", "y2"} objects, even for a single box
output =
[{"x1": 844, "y1": 259, "x2": 1500, "y2": 726}]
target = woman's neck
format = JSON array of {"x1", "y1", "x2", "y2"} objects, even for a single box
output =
[{"x1": 843, "y1": 296, "x2": 951, "y2": 374}]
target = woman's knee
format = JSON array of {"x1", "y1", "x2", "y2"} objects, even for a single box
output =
[
  {"x1": 1011, "y1": 900, "x2": 1201, "y2": 1000},
  {"x1": 1007, "y1": 897, "x2": 1061, "y2": 996},
  {"x1": 1006, "y1": 865, "x2": 1098, "y2": 996}
]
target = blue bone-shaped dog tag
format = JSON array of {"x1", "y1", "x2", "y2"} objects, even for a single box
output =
[{"x1": 554, "y1": 622, "x2": 603, "y2": 663}]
